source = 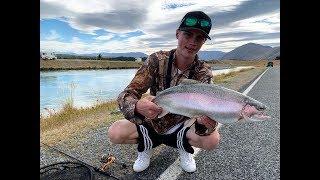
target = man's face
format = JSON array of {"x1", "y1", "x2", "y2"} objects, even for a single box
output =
[{"x1": 176, "y1": 29, "x2": 207, "y2": 57}]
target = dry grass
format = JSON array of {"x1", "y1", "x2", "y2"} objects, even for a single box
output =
[
  {"x1": 40, "y1": 100, "x2": 123, "y2": 145},
  {"x1": 207, "y1": 60, "x2": 279, "y2": 68},
  {"x1": 213, "y1": 67, "x2": 255, "y2": 83},
  {"x1": 40, "y1": 101, "x2": 119, "y2": 133},
  {"x1": 40, "y1": 94, "x2": 151, "y2": 145},
  {"x1": 41, "y1": 59, "x2": 279, "y2": 71},
  {"x1": 40, "y1": 59, "x2": 143, "y2": 71}
]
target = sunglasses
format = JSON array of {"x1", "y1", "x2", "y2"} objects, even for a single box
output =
[
  {"x1": 180, "y1": 30, "x2": 207, "y2": 42},
  {"x1": 184, "y1": 17, "x2": 211, "y2": 27}
]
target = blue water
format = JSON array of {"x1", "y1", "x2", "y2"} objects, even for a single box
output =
[
  {"x1": 40, "y1": 68, "x2": 224, "y2": 116},
  {"x1": 211, "y1": 66, "x2": 231, "y2": 70},
  {"x1": 40, "y1": 69, "x2": 137, "y2": 115}
]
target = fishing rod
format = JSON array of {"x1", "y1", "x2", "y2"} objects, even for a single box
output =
[{"x1": 41, "y1": 143, "x2": 122, "y2": 180}]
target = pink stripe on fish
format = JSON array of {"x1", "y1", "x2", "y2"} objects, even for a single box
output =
[{"x1": 162, "y1": 92, "x2": 244, "y2": 113}]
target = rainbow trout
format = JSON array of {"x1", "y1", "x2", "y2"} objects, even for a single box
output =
[{"x1": 153, "y1": 79, "x2": 270, "y2": 124}]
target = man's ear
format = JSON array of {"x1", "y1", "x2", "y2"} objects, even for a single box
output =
[{"x1": 176, "y1": 29, "x2": 179, "y2": 39}]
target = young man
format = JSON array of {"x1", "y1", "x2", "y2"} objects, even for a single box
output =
[{"x1": 108, "y1": 11, "x2": 220, "y2": 173}]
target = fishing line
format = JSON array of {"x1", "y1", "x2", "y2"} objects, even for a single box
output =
[{"x1": 41, "y1": 142, "x2": 120, "y2": 180}]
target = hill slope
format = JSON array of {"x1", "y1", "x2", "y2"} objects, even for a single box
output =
[{"x1": 221, "y1": 43, "x2": 273, "y2": 60}]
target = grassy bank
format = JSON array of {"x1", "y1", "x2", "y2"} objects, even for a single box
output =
[
  {"x1": 40, "y1": 59, "x2": 143, "y2": 71},
  {"x1": 207, "y1": 59, "x2": 279, "y2": 68},
  {"x1": 40, "y1": 101, "x2": 122, "y2": 145},
  {"x1": 213, "y1": 67, "x2": 255, "y2": 83},
  {"x1": 40, "y1": 59, "x2": 279, "y2": 71},
  {"x1": 40, "y1": 101, "x2": 118, "y2": 133}
]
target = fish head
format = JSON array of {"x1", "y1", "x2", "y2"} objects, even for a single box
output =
[{"x1": 241, "y1": 98, "x2": 270, "y2": 121}]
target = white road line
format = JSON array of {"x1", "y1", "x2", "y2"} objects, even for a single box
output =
[
  {"x1": 156, "y1": 67, "x2": 269, "y2": 180},
  {"x1": 242, "y1": 68, "x2": 269, "y2": 95}
]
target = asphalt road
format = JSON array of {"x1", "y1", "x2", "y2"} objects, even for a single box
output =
[
  {"x1": 40, "y1": 66, "x2": 280, "y2": 180},
  {"x1": 175, "y1": 66, "x2": 280, "y2": 180}
]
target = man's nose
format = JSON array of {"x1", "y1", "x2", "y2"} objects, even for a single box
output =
[
  {"x1": 188, "y1": 37, "x2": 198, "y2": 45},
  {"x1": 191, "y1": 36, "x2": 198, "y2": 45}
]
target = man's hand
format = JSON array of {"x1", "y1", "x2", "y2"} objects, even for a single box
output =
[
  {"x1": 135, "y1": 96, "x2": 162, "y2": 120},
  {"x1": 194, "y1": 116, "x2": 218, "y2": 136}
]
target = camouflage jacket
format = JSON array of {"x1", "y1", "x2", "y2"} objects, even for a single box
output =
[{"x1": 117, "y1": 49, "x2": 213, "y2": 134}]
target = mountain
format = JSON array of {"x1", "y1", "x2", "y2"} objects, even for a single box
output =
[
  {"x1": 258, "y1": 46, "x2": 280, "y2": 60},
  {"x1": 57, "y1": 51, "x2": 225, "y2": 60},
  {"x1": 84, "y1": 51, "x2": 226, "y2": 60},
  {"x1": 81, "y1": 52, "x2": 148, "y2": 58},
  {"x1": 100, "y1": 52, "x2": 148, "y2": 58},
  {"x1": 220, "y1": 43, "x2": 273, "y2": 60},
  {"x1": 55, "y1": 44, "x2": 280, "y2": 61},
  {"x1": 198, "y1": 51, "x2": 226, "y2": 60}
]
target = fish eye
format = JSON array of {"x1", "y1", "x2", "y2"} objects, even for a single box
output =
[{"x1": 258, "y1": 107, "x2": 265, "y2": 110}]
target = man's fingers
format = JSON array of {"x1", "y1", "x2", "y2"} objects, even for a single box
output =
[
  {"x1": 145, "y1": 106, "x2": 162, "y2": 119},
  {"x1": 145, "y1": 95, "x2": 156, "y2": 101},
  {"x1": 194, "y1": 116, "x2": 218, "y2": 136},
  {"x1": 196, "y1": 116, "x2": 217, "y2": 127}
]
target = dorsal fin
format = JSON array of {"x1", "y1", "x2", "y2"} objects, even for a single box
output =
[{"x1": 179, "y1": 79, "x2": 200, "y2": 85}]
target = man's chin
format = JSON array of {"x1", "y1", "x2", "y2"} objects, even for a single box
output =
[{"x1": 184, "y1": 49, "x2": 196, "y2": 56}]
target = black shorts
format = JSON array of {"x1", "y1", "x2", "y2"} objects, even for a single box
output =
[{"x1": 136, "y1": 122, "x2": 194, "y2": 154}]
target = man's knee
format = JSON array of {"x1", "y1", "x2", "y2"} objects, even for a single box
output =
[
  {"x1": 108, "y1": 122, "x2": 123, "y2": 144},
  {"x1": 107, "y1": 120, "x2": 134, "y2": 144},
  {"x1": 200, "y1": 131, "x2": 220, "y2": 150}
]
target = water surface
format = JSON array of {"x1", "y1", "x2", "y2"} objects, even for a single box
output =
[{"x1": 40, "y1": 69, "x2": 137, "y2": 115}]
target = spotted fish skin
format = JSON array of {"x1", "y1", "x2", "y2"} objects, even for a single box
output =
[{"x1": 153, "y1": 79, "x2": 268, "y2": 124}]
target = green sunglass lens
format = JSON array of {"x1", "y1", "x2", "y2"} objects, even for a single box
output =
[
  {"x1": 200, "y1": 20, "x2": 210, "y2": 27},
  {"x1": 185, "y1": 18, "x2": 197, "y2": 26}
]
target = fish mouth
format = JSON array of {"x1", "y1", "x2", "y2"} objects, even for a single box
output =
[
  {"x1": 250, "y1": 112, "x2": 271, "y2": 121},
  {"x1": 239, "y1": 112, "x2": 270, "y2": 122},
  {"x1": 240, "y1": 104, "x2": 270, "y2": 121}
]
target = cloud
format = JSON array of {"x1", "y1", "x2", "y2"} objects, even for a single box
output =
[
  {"x1": 40, "y1": 0, "x2": 153, "y2": 33},
  {"x1": 40, "y1": 0, "x2": 280, "y2": 54},
  {"x1": 208, "y1": 0, "x2": 280, "y2": 28},
  {"x1": 45, "y1": 30, "x2": 61, "y2": 40},
  {"x1": 71, "y1": 37, "x2": 81, "y2": 42},
  {"x1": 40, "y1": 0, "x2": 248, "y2": 34},
  {"x1": 94, "y1": 34, "x2": 115, "y2": 41},
  {"x1": 40, "y1": 0, "x2": 74, "y2": 19},
  {"x1": 71, "y1": 10, "x2": 147, "y2": 33}
]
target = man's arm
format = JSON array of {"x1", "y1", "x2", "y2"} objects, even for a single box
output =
[{"x1": 117, "y1": 53, "x2": 159, "y2": 124}]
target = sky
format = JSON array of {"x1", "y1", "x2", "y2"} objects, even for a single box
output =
[{"x1": 40, "y1": 0, "x2": 280, "y2": 55}]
